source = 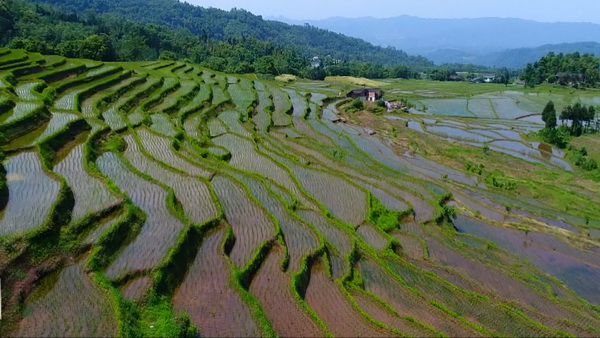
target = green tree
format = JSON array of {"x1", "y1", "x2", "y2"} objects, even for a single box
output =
[
  {"x1": 542, "y1": 101, "x2": 557, "y2": 129},
  {"x1": 79, "y1": 34, "x2": 116, "y2": 61},
  {"x1": 500, "y1": 67, "x2": 510, "y2": 86},
  {"x1": 0, "y1": 0, "x2": 14, "y2": 37}
]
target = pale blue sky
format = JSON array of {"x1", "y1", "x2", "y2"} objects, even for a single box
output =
[{"x1": 186, "y1": 0, "x2": 600, "y2": 23}]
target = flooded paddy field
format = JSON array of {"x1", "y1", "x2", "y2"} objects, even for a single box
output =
[{"x1": 2, "y1": 51, "x2": 600, "y2": 338}]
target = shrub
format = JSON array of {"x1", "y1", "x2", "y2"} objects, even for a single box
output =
[
  {"x1": 582, "y1": 158, "x2": 598, "y2": 171},
  {"x1": 539, "y1": 126, "x2": 569, "y2": 149},
  {"x1": 442, "y1": 205, "x2": 457, "y2": 220},
  {"x1": 369, "y1": 195, "x2": 401, "y2": 232},
  {"x1": 466, "y1": 161, "x2": 484, "y2": 175},
  {"x1": 350, "y1": 98, "x2": 364, "y2": 110}
]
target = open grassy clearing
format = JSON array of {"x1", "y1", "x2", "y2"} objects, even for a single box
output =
[{"x1": 2, "y1": 50, "x2": 600, "y2": 338}]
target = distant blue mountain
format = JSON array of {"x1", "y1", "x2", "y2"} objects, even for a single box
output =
[
  {"x1": 472, "y1": 42, "x2": 600, "y2": 68},
  {"x1": 272, "y1": 16, "x2": 600, "y2": 67}
]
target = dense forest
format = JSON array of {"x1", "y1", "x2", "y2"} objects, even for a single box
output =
[
  {"x1": 521, "y1": 52, "x2": 600, "y2": 87},
  {"x1": 0, "y1": 0, "x2": 431, "y2": 78},
  {"x1": 17, "y1": 0, "x2": 433, "y2": 69}
]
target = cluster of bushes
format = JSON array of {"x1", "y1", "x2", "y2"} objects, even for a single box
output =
[
  {"x1": 486, "y1": 176, "x2": 517, "y2": 191},
  {"x1": 465, "y1": 161, "x2": 484, "y2": 175},
  {"x1": 539, "y1": 125, "x2": 570, "y2": 149},
  {"x1": 521, "y1": 52, "x2": 600, "y2": 88},
  {"x1": 369, "y1": 195, "x2": 402, "y2": 232},
  {"x1": 570, "y1": 147, "x2": 598, "y2": 171}
]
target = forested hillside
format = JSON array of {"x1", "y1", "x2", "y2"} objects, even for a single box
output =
[
  {"x1": 521, "y1": 52, "x2": 600, "y2": 87},
  {"x1": 474, "y1": 42, "x2": 600, "y2": 69},
  {"x1": 19, "y1": 0, "x2": 433, "y2": 69}
]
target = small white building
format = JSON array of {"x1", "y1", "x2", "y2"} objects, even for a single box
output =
[{"x1": 310, "y1": 56, "x2": 322, "y2": 68}]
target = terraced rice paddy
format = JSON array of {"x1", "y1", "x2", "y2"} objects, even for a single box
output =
[
  {"x1": 249, "y1": 246, "x2": 324, "y2": 336},
  {"x1": 5, "y1": 112, "x2": 79, "y2": 150},
  {"x1": 269, "y1": 85, "x2": 293, "y2": 126},
  {"x1": 97, "y1": 152, "x2": 186, "y2": 278},
  {"x1": 122, "y1": 134, "x2": 217, "y2": 224},
  {"x1": 16, "y1": 260, "x2": 117, "y2": 337},
  {"x1": 174, "y1": 226, "x2": 261, "y2": 337},
  {"x1": 0, "y1": 151, "x2": 60, "y2": 235},
  {"x1": 211, "y1": 175, "x2": 276, "y2": 269},
  {"x1": 2, "y1": 50, "x2": 600, "y2": 338},
  {"x1": 54, "y1": 138, "x2": 120, "y2": 221},
  {"x1": 284, "y1": 88, "x2": 308, "y2": 117},
  {"x1": 0, "y1": 101, "x2": 43, "y2": 124}
]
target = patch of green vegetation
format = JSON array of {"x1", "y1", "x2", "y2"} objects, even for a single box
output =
[
  {"x1": 571, "y1": 147, "x2": 598, "y2": 171},
  {"x1": 485, "y1": 169, "x2": 518, "y2": 191},
  {"x1": 465, "y1": 161, "x2": 484, "y2": 175},
  {"x1": 346, "y1": 98, "x2": 364, "y2": 113},
  {"x1": 139, "y1": 295, "x2": 197, "y2": 338},
  {"x1": 368, "y1": 194, "x2": 401, "y2": 232}
]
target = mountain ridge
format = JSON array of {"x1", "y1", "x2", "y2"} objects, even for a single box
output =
[{"x1": 273, "y1": 16, "x2": 600, "y2": 66}]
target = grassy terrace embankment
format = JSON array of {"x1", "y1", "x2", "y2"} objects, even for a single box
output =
[{"x1": 0, "y1": 49, "x2": 599, "y2": 337}]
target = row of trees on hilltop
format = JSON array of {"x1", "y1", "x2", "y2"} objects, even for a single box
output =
[{"x1": 521, "y1": 52, "x2": 600, "y2": 88}]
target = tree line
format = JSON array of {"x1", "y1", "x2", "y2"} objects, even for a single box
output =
[
  {"x1": 521, "y1": 52, "x2": 600, "y2": 88},
  {"x1": 540, "y1": 100, "x2": 598, "y2": 171}
]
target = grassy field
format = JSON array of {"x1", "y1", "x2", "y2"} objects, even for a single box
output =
[{"x1": 0, "y1": 49, "x2": 599, "y2": 338}]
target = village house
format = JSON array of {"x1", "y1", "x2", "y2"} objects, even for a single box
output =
[
  {"x1": 310, "y1": 56, "x2": 322, "y2": 68},
  {"x1": 347, "y1": 88, "x2": 383, "y2": 102},
  {"x1": 482, "y1": 73, "x2": 496, "y2": 83}
]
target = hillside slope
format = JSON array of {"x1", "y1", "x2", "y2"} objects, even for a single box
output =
[
  {"x1": 0, "y1": 49, "x2": 599, "y2": 337},
  {"x1": 24, "y1": 0, "x2": 433, "y2": 69}
]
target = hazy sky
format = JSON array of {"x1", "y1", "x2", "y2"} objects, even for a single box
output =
[{"x1": 186, "y1": 0, "x2": 600, "y2": 23}]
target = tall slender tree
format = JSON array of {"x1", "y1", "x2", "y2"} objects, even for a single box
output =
[{"x1": 542, "y1": 101, "x2": 557, "y2": 129}]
